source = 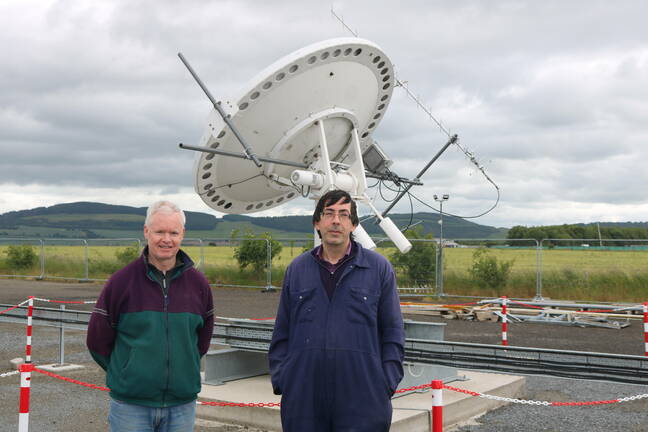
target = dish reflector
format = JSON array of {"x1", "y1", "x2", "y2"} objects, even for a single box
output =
[{"x1": 193, "y1": 37, "x2": 394, "y2": 214}]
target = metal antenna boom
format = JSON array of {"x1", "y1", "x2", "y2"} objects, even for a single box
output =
[
  {"x1": 178, "y1": 144, "x2": 308, "y2": 168},
  {"x1": 381, "y1": 134, "x2": 457, "y2": 218},
  {"x1": 177, "y1": 52, "x2": 262, "y2": 168}
]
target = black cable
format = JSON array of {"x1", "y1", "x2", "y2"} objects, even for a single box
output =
[
  {"x1": 367, "y1": 178, "x2": 380, "y2": 188},
  {"x1": 197, "y1": 173, "x2": 267, "y2": 195},
  {"x1": 408, "y1": 186, "x2": 501, "y2": 219},
  {"x1": 379, "y1": 179, "x2": 405, "y2": 202},
  {"x1": 378, "y1": 181, "x2": 391, "y2": 202},
  {"x1": 402, "y1": 191, "x2": 414, "y2": 232}
]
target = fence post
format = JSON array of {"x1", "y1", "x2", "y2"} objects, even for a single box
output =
[
  {"x1": 25, "y1": 296, "x2": 33, "y2": 362},
  {"x1": 83, "y1": 240, "x2": 89, "y2": 281},
  {"x1": 59, "y1": 304, "x2": 66, "y2": 365},
  {"x1": 38, "y1": 239, "x2": 45, "y2": 280},
  {"x1": 18, "y1": 363, "x2": 34, "y2": 432},
  {"x1": 431, "y1": 379, "x2": 443, "y2": 432},
  {"x1": 501, "y1": 296, "x2": 508, "y2": 346},
  {"x1": 262, "y1": 238, "x2": 276, "y2": 292},
  {"x1": 199, "y1": 238, "x2": 205, "y2": 269},
  {"x1": 643, "y1": 302, "x2": 647, "y2": 357},
  {"x1": 19, "y1": 296, "x2": 35, "y2": 432},
  {"x1": 535, "y1": 239, "x2": 543, "y2": 300}
]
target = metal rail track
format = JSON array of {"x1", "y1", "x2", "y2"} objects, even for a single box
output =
[{"x1": 3, "y1": 304, "x2": 648, "y2": 385}]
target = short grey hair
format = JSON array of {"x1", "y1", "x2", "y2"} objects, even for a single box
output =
[{"x1": 145, "y1": 200, "x2": 186, "y2": 227}]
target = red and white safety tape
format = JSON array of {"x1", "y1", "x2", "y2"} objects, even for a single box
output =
[
  {"x1": 0, "y1": 299, "x2": 30, "y2": 315},
  {"x1": 32, "y1": 298, "x2": 96, "y2": 304}
]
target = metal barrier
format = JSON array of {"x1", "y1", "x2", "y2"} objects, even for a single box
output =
[{"x1": 4, "y1": 303, "x2": 647, "y2": 385}]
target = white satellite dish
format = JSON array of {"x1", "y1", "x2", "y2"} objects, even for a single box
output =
[{"x1": 179, "y1": 38, "x2": 412, "y2": 253}]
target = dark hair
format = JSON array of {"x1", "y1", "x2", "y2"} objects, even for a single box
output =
[{"x1": 312, "y1": 190, "x2": 359, "y2": 239}]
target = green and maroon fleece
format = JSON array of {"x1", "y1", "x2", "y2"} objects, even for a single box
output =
[{"x1": 86, "y1": 249, "x2": 214, "y2": 408}]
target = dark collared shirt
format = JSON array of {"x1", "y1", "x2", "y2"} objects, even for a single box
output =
[{"x1": 313, "y1": 241, "x2": 356, "y2": 299}]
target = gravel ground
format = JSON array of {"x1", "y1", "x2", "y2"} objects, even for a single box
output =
[
  {"x1": 451, "y1": 376, "x2": 648, "y2": 432},
  {"x1": 1, "y1": 278, "x2": 647, "y2": 431}
]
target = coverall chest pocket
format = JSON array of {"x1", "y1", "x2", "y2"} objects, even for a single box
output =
[
  {"x1": 292, "y1": 287, "x2": 317, "y2": 323},
  {"x1": 347, "y1": 286, "x2": 380, "y2": 326}
]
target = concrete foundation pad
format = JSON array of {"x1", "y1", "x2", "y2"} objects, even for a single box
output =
[
  {"x1": 37, "y1": 363, "x2": 85, "y2": 372},
  {"x1": 197, "y1": 370, "x2": 526, "y2": 431},
  {"x1": 9, "y1": 357, "x2": 24, "y2": 370}
]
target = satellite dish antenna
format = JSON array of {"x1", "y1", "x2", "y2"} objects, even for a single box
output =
[{"x1": 178, "y1": 38, "x2": 412, "y2": 253}]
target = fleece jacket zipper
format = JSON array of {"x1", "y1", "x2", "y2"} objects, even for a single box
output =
[{"x1": 162, "y1": 275, "x2": 170, "y2": 407}]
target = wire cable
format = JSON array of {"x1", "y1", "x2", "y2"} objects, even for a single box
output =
[
  {"x1": 408, "y1": 186, "x2": 501, "y2": 219},
  {"x1": 197, "y1": 173, "x2": 268, "y2": 196}
]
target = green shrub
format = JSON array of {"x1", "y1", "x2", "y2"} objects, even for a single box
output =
[
  {"x1": 115, "y1": 243, "x2": 140, "y2": 265},
  {"x1": 88, "y1": 258, "x2": 122, "y2": 277},
  {"x1": 233, "y1": 231, "x2": 283, "y2": 272},
  {"x1": 390, "y1": 226, "x2": 436, "y2": 287},
  {"x1": 5, "y1": 245, "x2": 38, "y2": 269},
  {"x1": 469, "y1": 247, "x2": 514, "y2": 294}
]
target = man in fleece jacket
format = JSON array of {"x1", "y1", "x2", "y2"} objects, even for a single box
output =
[{"x1": 87, "y1": 200, "x2": 214, "y2": 431}]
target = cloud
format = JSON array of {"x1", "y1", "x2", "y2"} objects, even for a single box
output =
[{"x1": 1, "y1": 0, "x2": 648, "y2": 229}]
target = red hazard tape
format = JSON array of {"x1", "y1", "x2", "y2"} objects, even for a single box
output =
[
  {"x1": 32, "y1": 366, "x2": 645, "y2": 409},
  {"x1": 197, "y1": 401, "x2": 281, "y2": 407},
  {"x1": 33, "y1": 367, "x2": 109, "y2": 392},
  {"x1": 0, "y1": 300, "x2": 29, "y2": 315}
]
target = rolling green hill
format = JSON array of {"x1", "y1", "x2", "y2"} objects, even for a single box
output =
[{"x1": 0, "y1": 201, "x2": 507, "y2": 240}]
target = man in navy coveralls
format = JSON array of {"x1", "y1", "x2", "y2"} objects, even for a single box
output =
[{"x1": 269, "y1": 189, "x2": 405, "y2": 431}]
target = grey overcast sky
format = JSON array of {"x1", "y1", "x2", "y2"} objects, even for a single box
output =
[{"x1": 2, "y1": 0, "x2": 648, "y2": 228}]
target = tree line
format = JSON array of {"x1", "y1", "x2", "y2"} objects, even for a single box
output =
[{"x1": 506, "y1": 223, "x2": 648, "y2": 246}]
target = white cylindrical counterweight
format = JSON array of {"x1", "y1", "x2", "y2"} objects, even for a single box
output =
[
  {"x1": 379, "y1": 217, "x2": 412, "y2": 253},
  {"x1": 352, "y1": 223, "x2": 376, "y2": 250},
  {"x1": 332, "y1": 172, "x2": 356, "y2": 193},
  {"x1": 291, "y1": 170, "x2": 324, "y2": 188}
]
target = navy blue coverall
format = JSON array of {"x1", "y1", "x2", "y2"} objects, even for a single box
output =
[{"x1": 269, "y1": 242, "x2": 405, "y2": 431}]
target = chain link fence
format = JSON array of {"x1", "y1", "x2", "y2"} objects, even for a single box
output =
[{"x1": 1, "y1": 237, "x2": 648, "y2": 301}]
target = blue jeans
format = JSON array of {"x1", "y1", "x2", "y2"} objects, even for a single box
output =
[{"x1": 108, "y1": 398, "x2": 196, "y2": 432}]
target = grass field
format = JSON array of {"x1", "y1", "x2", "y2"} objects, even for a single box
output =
[{"x1": 1, "y1": 244, "x2": 647, "y2": 302}]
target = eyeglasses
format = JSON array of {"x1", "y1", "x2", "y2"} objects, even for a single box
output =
[{"x1": 321, "y1": 210, "x2": 352, "y2": 221}]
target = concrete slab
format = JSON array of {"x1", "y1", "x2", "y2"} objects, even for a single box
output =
[
  {"x1": 9, "y1": 357, "x2": 24, "y2": 370},
  {"x1": 37, "y1": 363, "x2": 85, "y2": 372},
  {"x1": 197, "y1": 370, "x2": 526, "y2": 431}
]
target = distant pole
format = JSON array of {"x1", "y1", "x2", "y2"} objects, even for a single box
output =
[
  {"x1": 597, "y1": 223, "x2": 603, "y2": 247},
  {"x1": 434, "y1": 194, "x2": 449, "y2": 296}
]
